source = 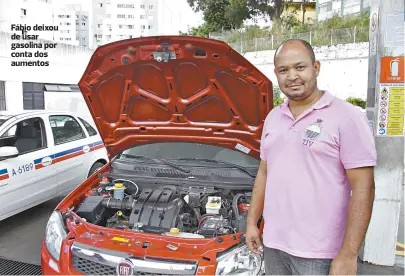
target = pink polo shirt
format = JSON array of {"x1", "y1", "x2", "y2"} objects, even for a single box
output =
[{"x1": 260, "y1": 90, "x2": 377, "y2": 259}]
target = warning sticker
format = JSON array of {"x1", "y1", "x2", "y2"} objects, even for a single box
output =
[{"x1": 377, "y1": 83, "x2": 404, "y2": 136}]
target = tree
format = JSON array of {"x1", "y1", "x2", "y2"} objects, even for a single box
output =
[
  {"x1": 187, "y1": 0, "x2": 287, "y2": 31},
  {"x1": 247, "y1": 0, "x2": 285, "y2": 20},
  {"x1": 225, "y1": 0, "x2": 251, "y2": 29},
  {"x1": 203, "y1": 0, "x2": 232, "y2": 31}
]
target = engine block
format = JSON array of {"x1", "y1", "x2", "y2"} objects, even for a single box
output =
[{"x1": 129, "y1": 187, "x2": 184, "y2": 233}]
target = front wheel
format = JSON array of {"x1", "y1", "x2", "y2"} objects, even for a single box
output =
[{"x1": 88, "y1": 161, "x2": 105, "y2": 177}]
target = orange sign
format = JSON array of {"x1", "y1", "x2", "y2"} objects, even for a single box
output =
[{"x1": 380, "y1": 56, "x2": 404, "y2": 83}]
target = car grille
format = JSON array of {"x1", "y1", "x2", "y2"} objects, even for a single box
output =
[
  {"x1": 73, "y1": 255, "x2": 115, "y2": 275},
  {"x1": 71, "y1": 242, "x2": 197, "y2": 275},
  {"x1": 73, "y1": 255, "x2": 167, "y2": 275}
]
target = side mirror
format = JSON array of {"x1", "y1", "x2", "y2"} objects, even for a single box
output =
[{"x1": 0, "y1": 146, "x2": 19, "y2": 159}]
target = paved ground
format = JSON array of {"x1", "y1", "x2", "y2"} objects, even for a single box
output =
[{"x1": 0, "y1": 195, "x2": 403, "y2": 275}]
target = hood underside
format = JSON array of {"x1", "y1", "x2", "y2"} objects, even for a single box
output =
[{"x1": 78, "y1": 36, "x2": 273, "y2": 158}]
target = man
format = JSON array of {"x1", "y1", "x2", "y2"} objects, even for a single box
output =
[{"x1": 246, "y1": 39, "x2": 377, "y2": 275}]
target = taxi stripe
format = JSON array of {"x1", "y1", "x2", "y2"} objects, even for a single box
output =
[
  {"x1": 0, "y1": 169, "x2": 9, "y2": 180},
  {"x1": 34, "y1": 141, "x2": 104, "y2": 170}
]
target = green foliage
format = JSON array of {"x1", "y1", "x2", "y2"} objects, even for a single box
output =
[
  {"x1": 224, "y1": 12, "x2": 370, "y2": 52},
  {"x1": 203, "y1": 0, "x2": 233, "y2": 31},
  {"x1": 273, "y1": 86, "x2": 285, "y2": 107},
  {"x1": 248, "y1": 0, "x2": 284, "y2": 20},
  {"x1": 225, "y1": 0, "x2": 252, "y2": 29},
  {"x1": 346, "y1": 96, "x2": 366, "y2": 109},
  {"x1": 186, "y1": 0, "x2": 287, "y2": 33},
  {"x1": 179, "y1": 23, "x2": 210, "y2": 37}
]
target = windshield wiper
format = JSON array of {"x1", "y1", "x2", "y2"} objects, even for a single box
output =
[
  {"x1": 174, "y1": 158, "x2": 256, "y2": 178},
  {"x1": 120, "y1": 154, "x2": 191, "y2": 174}
]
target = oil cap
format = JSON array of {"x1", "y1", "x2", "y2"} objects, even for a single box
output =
[{"x1": 169, "y1": 228, "x2": 180, "y2": 235}]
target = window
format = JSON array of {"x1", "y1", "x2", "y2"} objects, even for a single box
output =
[
  {"x1": 148, "y1": 25, "x2": 152, "y2": 29},
  {"x1": 149, "y1": 5, "x2": 153, "y2": 9},
  {"x1": 141, "y1": 4, "x2": 145, "y2": 9},
  {"x1": 49, "y1": 115, "x2": 86, "y2": 145},
  {"x1": 23, "y1": 82, "x2": 45, "y2": 110},
  {"x1": 79, "y1": 118, "x2": 97, "y2": 136},
  {"x1": 122, "y1": 142, "x2": 259, "y2": 168},
  {"x1": 0, "y1": 81, "x2": 6, "y2": 111},
  {"x1": 1, "y1": 117, "x2": 47, "y2": 155}
]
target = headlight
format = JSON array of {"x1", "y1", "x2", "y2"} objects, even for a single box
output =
[
  {"x1": 45, "y1": 211, "x2": 67, "y2": 261},
  {"x1": 215, "y1": 244, "x2": 263, "y2": 275}
]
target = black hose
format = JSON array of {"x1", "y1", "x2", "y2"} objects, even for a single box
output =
[
  {"x1": 232, "y1": 193, "x2": 245, "y2": 220},
  {"x1": 102, "y1": 198, "x2": 135, "y2": 210}
]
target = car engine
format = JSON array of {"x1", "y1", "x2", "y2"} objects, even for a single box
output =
[{"x1": 73, "y1": 175, "x2": 252, "y2": 238}]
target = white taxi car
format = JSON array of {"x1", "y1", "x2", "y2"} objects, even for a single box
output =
[{"x1": 0, "y1": 110, "x2": 108, "y2": 221}]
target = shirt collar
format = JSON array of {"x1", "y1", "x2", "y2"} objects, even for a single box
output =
[{"x1": 279, "y1": 90, "x2": 334, "y2": 111}]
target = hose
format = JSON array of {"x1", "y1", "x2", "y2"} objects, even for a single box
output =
[
  {"x1": 102, "y1": 198, "x2": 136, "y2": 210},
  {"x1": 232, "y1": 193, "x2": 245, "y2": 220}
]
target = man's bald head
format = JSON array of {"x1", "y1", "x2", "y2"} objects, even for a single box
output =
[{"x1": 274, "y1": 39, "x2": 316, "y2": 65}]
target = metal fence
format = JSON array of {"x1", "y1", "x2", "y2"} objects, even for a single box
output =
[{"x1": 210, "y1": 26, "x2": 369, "y2": 53}]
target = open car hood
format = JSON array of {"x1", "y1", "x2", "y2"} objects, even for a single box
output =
[{"x1": 78, "y1": 36, "x2": 273, "y2": 158}]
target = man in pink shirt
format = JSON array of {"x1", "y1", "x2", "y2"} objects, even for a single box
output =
[{"x1": 246, "y1": 39, "x2": 377, "y2": 275}]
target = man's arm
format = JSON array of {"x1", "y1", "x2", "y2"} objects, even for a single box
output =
[
  {"x1": 246, "y1": 160, "x2": 267, "y2": 254},
  {"x1": 340, "y1": 166, "x2": 375, "y2": 258},
  {"x1": 330, "y1": 166, "x2": 375, "y2": 275}
]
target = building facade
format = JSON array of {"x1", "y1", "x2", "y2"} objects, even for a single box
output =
[
  {"x1": 54, "y1": 5, "x2": 78, "y2": 46},
  {"x1": 284, "y1": 0, "x2": 317, "y2": 24},
  {"x1": 74, "y1": 6, "x2": 90, "y2": 48},
  {"x1": 316, "y1": 0, "x2": 371, "y2": 21},
  {"x1": 91, "y1": 0, "x2": 159, "y2": 49},
  {"x1": 0, "y1": 0, "x2": 91, "y2": 47},
  {"x1": 0, "y1": 0, "x2": 55, "y2": 41}
]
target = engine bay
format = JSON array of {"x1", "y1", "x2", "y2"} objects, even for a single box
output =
[{"x1": 73, "y1": 175, "x2": 252, "y2": 238}]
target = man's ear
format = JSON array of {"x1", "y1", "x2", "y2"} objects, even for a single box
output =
[{"x1": 314, "y1": 60, "x2": 321, "y2": 76}]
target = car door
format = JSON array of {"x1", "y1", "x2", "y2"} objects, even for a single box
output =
[
  {"x1": 77, "y1": 116, "x2": 108, "y2": 174},
  {"x1": 0, "y1": 115, "x2": 59, "y2": 221},
  {"x1": 47, "y1": 114, "x2": 89, "y2": 195}
]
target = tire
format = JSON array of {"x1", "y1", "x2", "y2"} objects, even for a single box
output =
[{"x1": 88, "y1": 161, "x2": 105, "y2": 177}]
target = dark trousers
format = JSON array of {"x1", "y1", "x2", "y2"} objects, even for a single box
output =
[{"x1": 263, "y1": 246, "x2": 333, "y2": 275}]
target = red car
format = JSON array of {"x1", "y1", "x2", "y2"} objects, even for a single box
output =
[{"x1": 41, "y1": 36, "x2": 273, "y2": 275}]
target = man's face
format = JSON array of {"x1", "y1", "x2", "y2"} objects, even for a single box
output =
[{"x1": 274, "y1": 42, "x2": 320, "y2": 101}]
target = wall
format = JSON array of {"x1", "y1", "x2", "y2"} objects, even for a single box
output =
[
  {"x1": 0, "y1": 31, "x2": 93, "y2": 112},
  {"x1": 244, "y1": 42, "x2": 370, "y2": 100},
  {"x1": 0, "y1": 32, "x2": 93, "y2": 84}
]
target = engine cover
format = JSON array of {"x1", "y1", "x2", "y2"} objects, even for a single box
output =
[{"x1": 129, "y1": 188, "x2": 184, "y2": 233}]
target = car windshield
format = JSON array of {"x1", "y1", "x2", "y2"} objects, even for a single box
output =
[{"x1": 120, "y1": 142, "x2": 259, "y2": 168}]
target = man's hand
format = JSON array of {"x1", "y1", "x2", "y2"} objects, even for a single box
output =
[
  {"x1": 329, "y1": 253, "x2": 358, "y2": 275},
  {"x1": 246, "y1": 224, "x2": 263, "y2": 254},
  {"x1": 245, "y1": 160, "x2": 267, "y2": 254}
]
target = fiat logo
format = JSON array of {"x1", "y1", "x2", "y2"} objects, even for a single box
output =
[{"x1": 116, "y1": 259, "x2": 134, "y2": 276}]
